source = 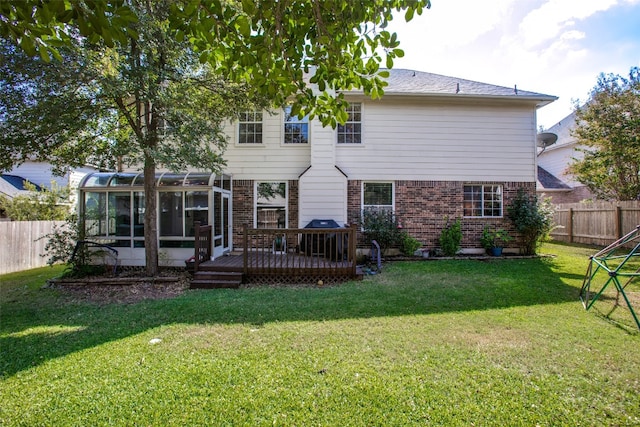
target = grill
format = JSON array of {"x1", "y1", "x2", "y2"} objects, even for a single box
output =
[{"x1": 301, "y1": 219, "x2": 347, "y2": 261}]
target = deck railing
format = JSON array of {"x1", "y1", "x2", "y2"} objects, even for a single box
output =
[
  {"x1": 193, "y1": 221, "x2": 212, "y2": 272},
  {"x1": 242, "y1": 224, "x2": 357, "y2": 279}
]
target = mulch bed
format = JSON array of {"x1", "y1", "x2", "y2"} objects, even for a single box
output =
[{"x1": 47, "y1": 270, "x2": 191, "y2": 305}]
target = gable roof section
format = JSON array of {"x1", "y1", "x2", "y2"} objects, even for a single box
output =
[{"x1": 344, "y1": 69, "x2": 557, "y2": 107}]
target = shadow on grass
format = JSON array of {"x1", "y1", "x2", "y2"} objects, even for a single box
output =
[{"x1": 1, "y1": 257, "x2": 577, "y2": 377}]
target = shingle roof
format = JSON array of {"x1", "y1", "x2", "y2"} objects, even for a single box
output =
[
  {"x1": 0, "y1": 174, "x2": 42, "y2": 199},
  {"x1": 537, "y1": 166, "x2": 571, "y2": 190},
  {"x1": 348, "y1": 69, "x2": 556, "y2": 104}
]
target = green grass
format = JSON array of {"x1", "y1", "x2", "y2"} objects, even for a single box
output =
[{"x1": 1, "y1": 243, "x2": 639, "y2": 426}]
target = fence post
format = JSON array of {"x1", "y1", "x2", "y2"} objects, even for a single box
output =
[
  {"x1": 567, "y1": 208, "x2": 573, "y2": 243},
  {"x1": 616, "y1": 206, "x2": 623, "y2": 239}
]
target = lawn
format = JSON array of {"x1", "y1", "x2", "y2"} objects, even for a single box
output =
[{"x1": 1, "y1": 242, "x2": 639, "y2": 426}]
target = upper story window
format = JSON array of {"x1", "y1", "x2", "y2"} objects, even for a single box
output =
[
  {"x1": 238, "y1": 111, "x2": 263, "y2": 144},
  {"x1": 337, "y1": 102, "x2": 362, "y2": 144},
  {"x1": 463, "y1": 185, "x2": 503, "y2": 217},
  {"x1": 283, "y1": 106, "x2": 309, "y2": 144},
  {"x1": 362, "y1": 182, "x2": 393, "y2": 212}
]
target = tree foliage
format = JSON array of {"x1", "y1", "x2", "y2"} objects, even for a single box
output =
[
  {"x1": 2, "y1": 2, "x2": 266, "y2": 274},
  {"x1": 507, "y1": 189, "x2": 554, "y2": 256},
  {"x1": 0, "y1": 0, "x2": 137, "y2": 61},
  {"x1": 569, "y1": 67, "x2": 640, "y2": 201},
  {"x1": 1, "y1": 0, "x2": 430, "y2": 274},
  {"x1": 169, "y1": 0, "x2": 430, "y2": 126}
]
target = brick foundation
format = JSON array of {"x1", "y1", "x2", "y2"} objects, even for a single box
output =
[{"x1": 349, "y1": 180, "x2": 535, "y2": 251}]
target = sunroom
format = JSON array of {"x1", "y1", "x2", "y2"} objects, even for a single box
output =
[{"x1": 79, "y1": 171, "x2": 232, "y2": 267}]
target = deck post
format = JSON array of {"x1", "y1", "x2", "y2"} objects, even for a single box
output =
[
  {"x1": 349, "y1": 223, "x2": 357, "y2": 277},
  {"x1": 194, "y1": 221, "x2": 201, "y2": 272},
  {"x1": 243, "y1": 224, "x2": 249, "y2": 276}
]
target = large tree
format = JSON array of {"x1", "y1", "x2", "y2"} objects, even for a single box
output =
[
  {"x1": 1, "y1": 2, "x2": 266, "y2": 275},
  {"x1": 1, "y1": 0, "x2": 430, "y2": 275},
  {"x1": 569, "y1": 67, "x2": 640, "y2": 201}
]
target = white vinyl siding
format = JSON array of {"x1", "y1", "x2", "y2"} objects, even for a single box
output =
[
  {"x1": 336, "y1": 98, "x2": 538, "y2": 182},
  {"x1": 298, "y1": 171, "x2": 347, "y2": 227},
  {"x1": 223, "y1": 97, "x2": 540, "y2": 183},
  {"x1": 223, "y1": 110, "x2": 311, "y2": 180}
]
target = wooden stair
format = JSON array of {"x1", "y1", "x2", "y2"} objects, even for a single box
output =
[{"x1": 190, "y1": 264, "x2": 243, "y2": 289}]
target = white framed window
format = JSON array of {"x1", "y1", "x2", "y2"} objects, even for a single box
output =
[
  {"x1": 255, "y1": 182, "x2": 287, "y2": 228},
  {"x1": 463, "y1": 184, "x2": 503, "y2": 217},
  {"x1": 362, "y1": 182, "x2": 394, "y2": 212},
  {"x1": 337, "y1": 102, "x2": 362, "y2": 144},
  {"x1": 283, "y1": 106, "x2": 309, "y2": 144},
  {"x1": 238, "y1": 111, "x2": 263, "y2": 144}
]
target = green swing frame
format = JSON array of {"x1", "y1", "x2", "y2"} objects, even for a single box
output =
[{"x1": 579, "y1": 225, "x2": 640, "y2": 331}]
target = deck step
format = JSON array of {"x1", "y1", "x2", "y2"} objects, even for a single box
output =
[
  {"x1": 190, "y1": 270, "x2": 243, "y2": 289},
  {"x1": 193, "y1": 271, "x2": 242, "y2": 281},
  {"x1": 190, "y1": 279, "x2": 241, "y2": 289}
]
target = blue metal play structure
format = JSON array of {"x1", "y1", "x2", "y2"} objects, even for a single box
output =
[{"x1": 579, "y1": 225, "x2": 640, "y2": 331}]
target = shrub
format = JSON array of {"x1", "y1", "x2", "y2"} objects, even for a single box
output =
[
  {"x1": 42, "y1": 213, "x2": 102, "y2": 277},
  {"x1": 360, "y1": 208, "x2": 403, "y2": 255},
  {"x1": 507, "y1": 189, "x2": 554, "y2": 255},
  {"x1": 400, "y1": 232, "x2": 422, "y2": 256},
  {"x1": 480, "y1": 226, "x2": 513, "y2": 251},
  {"x1": 439, "y1": 217, "x2": 462, "y2": 256}
]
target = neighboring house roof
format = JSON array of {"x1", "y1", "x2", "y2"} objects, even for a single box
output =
[
  {"x1": 345, "y1": 69, "x2": 557, "y2": 106},
  {"x1": 544, "y1": 111, "x2": 577, "y2": 150},
  {"x1": 537, "y1": 166, "x2": 571, "y2": 191},
  {"x1": 0, "y1": 174, "x2": 43, "y2": 199}
]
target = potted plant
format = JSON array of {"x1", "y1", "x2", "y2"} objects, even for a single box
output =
[{"x1": 480, "y1": 226, "x2": 513, "y2": 256}]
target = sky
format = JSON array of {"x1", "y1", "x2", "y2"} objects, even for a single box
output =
[{"x1": 387, "y1": 0, "x2": 640, "y2": 129}]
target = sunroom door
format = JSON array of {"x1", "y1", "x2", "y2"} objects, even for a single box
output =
[{"x1": 212, "y1": 190, "x2": 231, "y2": 258}]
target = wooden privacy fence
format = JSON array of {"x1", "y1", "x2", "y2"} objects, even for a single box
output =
[
  {"x1": 550, "y1": 201, "x2": 640, "y2": 247},
  {"x1": 0, "y1": 220, "x2": 66, "y2": 275}
]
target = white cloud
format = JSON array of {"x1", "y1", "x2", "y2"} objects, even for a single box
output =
[
  {"x1": 519, "y1": 0, "x2": 622, "y2": 49},
  {"x1": 389, "y1": 0, "x2": 514, "y2": 54}
]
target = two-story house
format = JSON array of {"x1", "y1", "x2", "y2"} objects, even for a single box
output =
[{"x1": 78, "y1": 69, "x2": 556, "y2": 267}]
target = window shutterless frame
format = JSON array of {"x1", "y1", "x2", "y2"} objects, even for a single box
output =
[{"x1": 463, "y1": 184, "x2": 503, "y2": 217}]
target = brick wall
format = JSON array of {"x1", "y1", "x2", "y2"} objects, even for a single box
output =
[{"x1": 348, "y1": 180, "x2": 535, "y2": 251}]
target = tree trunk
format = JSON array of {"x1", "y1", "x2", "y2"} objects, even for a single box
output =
[{"x1": 143, "y1": 150, "x2": 159, "y2": 276}]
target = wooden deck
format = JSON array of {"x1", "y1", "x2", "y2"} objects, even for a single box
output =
[
  {"x1": 193, "y1": 225, "x2": 360, "y2": 286},
  {"x1": 201, "y1": 252, "x2": 355, "y2": 275}
]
